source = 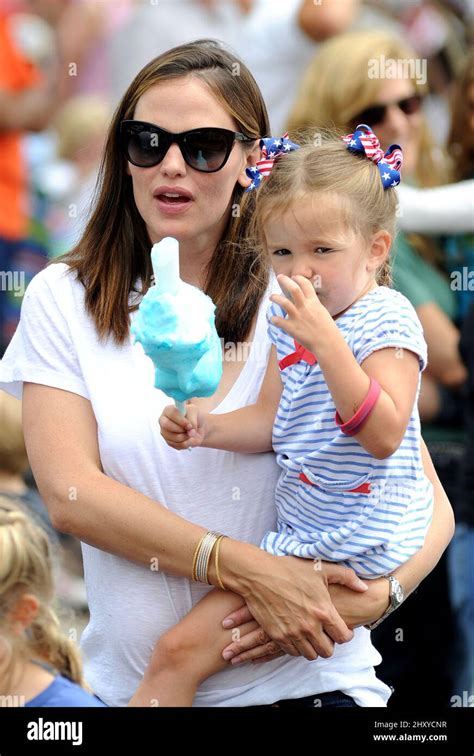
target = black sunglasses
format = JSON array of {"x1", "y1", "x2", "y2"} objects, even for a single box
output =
[
  {"x1": 120, "y1": 120, "x2": 255, "y2": 172},
  {"x1": 349, "y1": 94, "x2": 423, "y2": 129}
]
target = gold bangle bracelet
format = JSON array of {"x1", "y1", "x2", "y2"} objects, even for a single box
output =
[
  {"x1": 214, "y1": 534, "x2": 227, "y2": 591},
  {"x1": 191, "y1": 532, "x2": 207, "y2": 583},
  {"x1": 192, "y1": 531, "x2": 225, "y2": 584}
]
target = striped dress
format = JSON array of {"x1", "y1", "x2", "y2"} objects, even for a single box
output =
[{"x1": 261, "y1": 286, "x2": 433, "y2": 578}]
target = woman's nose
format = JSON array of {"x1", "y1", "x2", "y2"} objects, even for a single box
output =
[
  {"x1": 382, "y1": 104, "x2": 410, "y2": 141},
  {"x1": 159, "y1": 143, "x2": 187, "y2": 177}
]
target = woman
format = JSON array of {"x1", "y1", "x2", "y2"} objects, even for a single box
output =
[{"x1": 0, "y1": 40, "x2": 454, "y2": 708}]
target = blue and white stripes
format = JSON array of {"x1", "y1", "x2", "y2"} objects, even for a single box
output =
[{"x1": 261, "y1": 286, "x2": 433, "y2": 578}]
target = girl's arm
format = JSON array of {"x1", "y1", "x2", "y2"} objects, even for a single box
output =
[
  {"x1": 159, "y1": 345, "x2": 282, "y2": 453},
  {"x1": 271, "y1": 275, "x2": 420, "y2": 459}
]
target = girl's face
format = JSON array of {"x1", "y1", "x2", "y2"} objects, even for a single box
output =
[
  {"x1": 265, "y1": 194, "x2": 389, "y2": 317},
  {"x1": 365, "y1": 78, "x2": 423, "y2": 177},
  {"x1": 127, "y1": 76, "x2": 255, "y2": 250}
]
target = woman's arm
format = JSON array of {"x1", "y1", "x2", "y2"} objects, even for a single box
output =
[
  {"x1": 393, "y1": 438, "x2": 455, "y2": 596},
  {"x1": 397, "y1": 182, "x2": 474, "y2": 235},
  {"x1": 22, "y1": 381, "x2": 363, "y2": 659},
  {"x1": 219, "y1": 440, "x2": 455, "y2": 661}
]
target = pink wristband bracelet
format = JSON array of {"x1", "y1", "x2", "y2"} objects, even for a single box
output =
[{"x1": 335, "y1": 377, "x2": 381, "y2": 436}]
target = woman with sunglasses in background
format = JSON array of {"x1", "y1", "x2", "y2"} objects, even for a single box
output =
[
  {"x1": 0, "y1": 39, "x2": 454, "y2": 708},
  {"x1": 287, "y1": 28, "x2": 468, "y2": 709}
]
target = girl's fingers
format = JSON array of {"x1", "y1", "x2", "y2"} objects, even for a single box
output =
[
  {"x1": 183, "y1": 403, "x2": 199, "y2": 430},
  {"x1": 270, "y1": 293, "x2": 297, "y2": 318},
  {"x1": 276, "y1": 274, "x2": 306, "y2": 304},
  {"x1": 159, "y1": 414, "x2": 191, "y2": 435},
  {"x1": 291, "y1": 275, "x2": 319, "y2": 300},
  {"x1": 162, "y1": 405, "x2": 193, "y2": 431}
]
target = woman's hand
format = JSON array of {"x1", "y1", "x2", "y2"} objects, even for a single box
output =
[
  {"x1": 158, "y1": 403, "x2": 206, "y2": 449},
  {"x1": 219, "y1": 568, "x2": 388, "y2": 666},
  {"x1": 220, "y1": 555, "x2": 368, "y2": 662}
]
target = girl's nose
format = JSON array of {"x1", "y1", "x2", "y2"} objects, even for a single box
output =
[{"x1": 291, "y1": 264, "x2": 316, "y2": 280}]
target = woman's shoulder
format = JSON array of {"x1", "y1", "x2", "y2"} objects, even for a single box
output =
[
  {"x1": 25, "y1": 675, "x2": 107, "y2": 708},
  {"x1": 26, "y1": 261, "x2": 79, "y2": 297}
]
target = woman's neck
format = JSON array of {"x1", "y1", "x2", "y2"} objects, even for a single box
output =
[{"x1": 165, "y1": 216, "x2": 228, "y2": 289}]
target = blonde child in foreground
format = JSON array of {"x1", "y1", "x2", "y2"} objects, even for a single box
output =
[
  {"x1": 0, "y1": 496, "x2": 106, "y2": 706},
  {"x1": 152, "y1": 127, "x2": 433, "y2": 706}
]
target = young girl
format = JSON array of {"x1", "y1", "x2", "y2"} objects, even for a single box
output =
[
  {"x1": 0, "y1": 496, "x2": 106, "y2": 706},
  {"x1": 151, "y1": 125, "x2": 433, "y2": 706}
]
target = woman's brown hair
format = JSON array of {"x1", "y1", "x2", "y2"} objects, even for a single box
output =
[{"x1": 54, "y1": 40, "x2": 271, "y2": 345}]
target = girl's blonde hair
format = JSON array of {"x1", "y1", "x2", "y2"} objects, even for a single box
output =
[
  {"x1": 286, "y1": 30, "x2": 448, "y2": 189},
  {"x1": 0, "y1": 497, "x2": 85, "y2": 690},
  {"x1": 252, "y1": 131, "x2": 398, "y2": 287}
]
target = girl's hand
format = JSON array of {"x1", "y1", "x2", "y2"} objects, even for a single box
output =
[
  {"x1": 221, "y1": 557, "x2": 368, "y2": 662},
  {"x1": 158, "y1": 403, "x2": 207, "y2": 450},
  {"x1": 270, "y1": 274, "x2": 335, "y2": 354}
]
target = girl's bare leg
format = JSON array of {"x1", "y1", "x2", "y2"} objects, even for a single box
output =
[{"x1": 129, "y1": 589, "x2": 249, "y2": 707}]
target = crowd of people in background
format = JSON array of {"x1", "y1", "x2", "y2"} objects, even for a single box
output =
[{"x1": 0, "y1": 0, "x2": 473, "y2": 708}]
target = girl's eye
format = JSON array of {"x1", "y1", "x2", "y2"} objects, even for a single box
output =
[
  {"x1": 314, "y1": 247, "x2": 332, "y2": 255},
  {"x1": 273, "y1": 249, "x2": 291, "y2": 256}
]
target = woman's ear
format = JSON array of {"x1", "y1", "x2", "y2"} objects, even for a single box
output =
[
  {"x1": 237, "y1": 139, "x2": 261, "y2": 189},
  {"x1": 8, "y1": 594, "x2": 40, "y2": 636},
  {"x1": 367, "y1": 230, "x2": 391, "y2": 274}
]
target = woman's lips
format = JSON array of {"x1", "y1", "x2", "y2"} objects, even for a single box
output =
[{"x1": 154, "y1": 195, "x2": 193, "y2": 214}]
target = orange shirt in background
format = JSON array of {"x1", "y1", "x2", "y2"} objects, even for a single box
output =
[{"x1": 0, "y1": 12, "x2": 42, "y2": 240}]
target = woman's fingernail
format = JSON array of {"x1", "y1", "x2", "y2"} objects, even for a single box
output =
[
  {"x1": 231, "y1": 657, "x2": 243, "y2": 665},
  {"x1": 222, "y1": 651, "x2": 234, "y2": 660},
  {"x1": 222, "y1": 619, "x2": 234, "y2": 628},
  {"x1": 357, "y1": 580, "x2": 368, "y2": 590}
]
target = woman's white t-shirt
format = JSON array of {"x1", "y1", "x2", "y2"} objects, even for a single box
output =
[{"x1": 0, "y1": 263, "x2": 391, "y2": 707}]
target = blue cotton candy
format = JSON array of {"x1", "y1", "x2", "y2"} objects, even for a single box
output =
[{"x1": 131, "y1": 240, "x2": 222, "y2": 402}]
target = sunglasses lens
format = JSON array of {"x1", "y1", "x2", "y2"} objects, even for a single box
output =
[
  {"x1": 352, "y1": 105, "x2": 386, "y2": 128},
  {"x1": 183, "y1": 129, "x2": 231, "y2": 172},
  {"x1": 126, "y1": 128, "x2": 165, "y2": 167},
  {"x1": 399, "y1": 95, "x2": 422, "y2": 115}
]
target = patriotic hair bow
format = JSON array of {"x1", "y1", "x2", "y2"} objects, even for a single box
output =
[
  {"x1": 342, "y1": 123, "x2": 403, "y2": 189},
  {"x1": 245, "y1": 133, "x2": 300, "y2": 192}
]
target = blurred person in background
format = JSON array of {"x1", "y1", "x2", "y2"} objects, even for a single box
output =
[
  {"x1": 286, "y1": 28, "x2": 470, "y2": 708},
  {"x1": 35, "y1": 95, "x2": 111, "y2": 257},
  {"x1": 0, "y1": 2, "x2": 58, "y2": 356},
  {"x1": 0, "y1": 390, "x2": 87, "y2": 612},
  {"x1": 109, "y1": 0, "x2": 360, "y2": 133}
]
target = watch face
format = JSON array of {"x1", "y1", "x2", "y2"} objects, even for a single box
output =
[{"x1": 393, "y1": 582, "x2": 404, "y2": 605}]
